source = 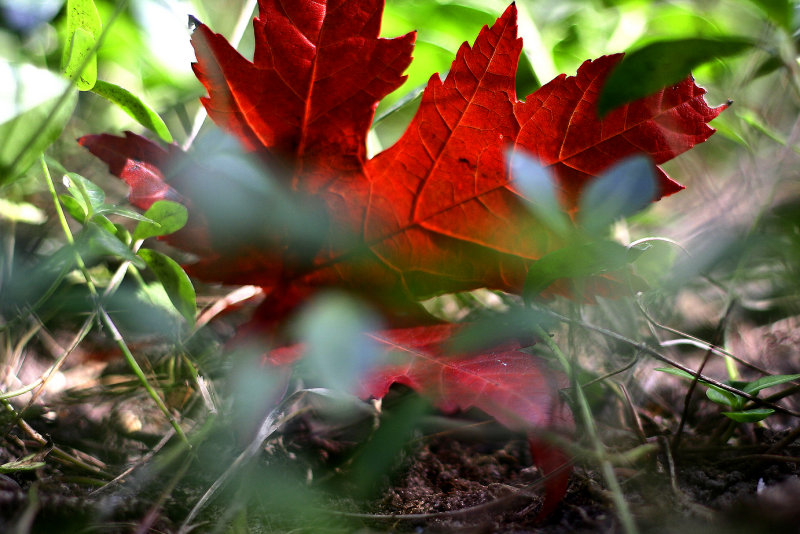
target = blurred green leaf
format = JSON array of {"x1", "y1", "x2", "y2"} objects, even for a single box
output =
[
  {"x1": 722, "y1": 408, "x2": 775, "y2": 423},
  {"x1": 345, "y1": 393, "x2": 430, "y2": 499},
  {"x1": 0, "y1": 198, "x2": 46, "y2": 224},
  {"x1": 739, "y1": 108, "x2": 800, "y2": 155},
  {"x1": 0, "y1": 62, "x2": 77, "y2": 186},
  {"x1": 138, "y1": 248, "x2": 196, "y2": 323},
  {"x1": 294, "y1": 292, "x2": 381, "y2": 394},
  {"x1": 516, "y1": 47, "x2": 541, "y2": 96},
  {"x1": 91, "y1": 80, "x2": 173, "y2": 143},
  {"x1": 132, "y1": 200, "x2": 188, "y2": 241},
  {"x1": 578, "y1": 155, "x2": 656, "y2": 234},
  {"x1": 82, "y1": 222, "x2": 144, "y2": 268},
  {"x1": 447, "y1": 307, "x2": 555, "y2": 354},
  {"x1": 598, "y1": 37, "x2": 754, "y2": 116},
  {"x1": 509, "y1": 149, "x2": 571, "y2": 236},
  {"x1": 524, "y1": 240, "x2": 641, "y2": 299},
  {"x1": 745, "y1": 0, "x2": 793, "y2": 31}
]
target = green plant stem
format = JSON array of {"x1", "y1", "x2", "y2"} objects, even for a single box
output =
[
  {"x1": 532, "y1": 324, "x2": 639, "y2": 534},
  {"x1": 97, "y1": 306, "x2": 187, "y2": 445},
  {"x1": 41, "y1": 159, "x2": 98, "y2": 294},
  {"x1": 40, "y1": 156, "x2": 188, "y2": 446}
]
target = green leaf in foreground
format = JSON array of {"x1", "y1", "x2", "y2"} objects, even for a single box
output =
[
  {"x1": 82, "y1": 222, "x2": 145, "y2": 269},
  {"x1": 132, "y1": 200, "x2": 188, "y2": 241},
  {"x1": 509, "y1": 149, "x2": 571, "y2": 236},
  {"x1": 0, "y1": 198, "x2": 46, "y2": 225},
  {"x1": 138, "y1": 248, "x2": 196, "y2": 323},
  {"x1": 745, "y1": 0, "x2": 793, "y2": 31},
  {"x1": 0, "y1": 62, "x2": 77, "y2": 186},
  {"x1": 91, "y1": 80, "x2": 173, "y2": 143},
  {"x1": 524, "y1": 240, "x2": 643, "y2": 299},
  {"x1": 578, "y1": 155, "x2": 656, "y2": 235},
  {"x1": 598, "y1": 37, "x2": 755, "y2": 116},
  {"x1": 722, "y1": 408, "x2": 775, "y2": 423}
]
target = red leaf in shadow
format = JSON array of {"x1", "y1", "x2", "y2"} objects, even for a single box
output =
[{"x1": 271, "y1": 323, "x2": 574, "y2": 516}]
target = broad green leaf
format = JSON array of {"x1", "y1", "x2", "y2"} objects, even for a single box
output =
[
  {"x1": 509, "y1": 149, "x2": 571, "y2": 236},
  {"x1": 722, "y1": 408, "x2": 775, "y2": 423},
  {"x1": 524, "y1": 240, "x2": 642, "y2": 299},
  {"x1": 0, "y1": 62, "x2": 77, "y2": 185},
  {"x1": 742, "y1": 373, "x2": 800, "y2": 395},
  {"x1": 82, "y1": 222, "x2": 144, "y2": 268},
  {"x1": 137, "y1": 248, "x2": 196, "y2": 323},
  {"x1": 113, "y1": 224, "x2": 132, "y2": 247},
  {"x1": 91, "y1": 80, "x2": 173, "y2": 143},
  {"x1": 578, "y1": 155, "x2": 656, "y2": 234},
  {"x1": 598, "y1": 37, "x2": 755, "y2": 116},
  {"x1": 132, "y1": 200, "x2": 188, "y2": 241},
  {"x1": 706, "y1": 386, "x2": 741, "y2": 408},
  {"x1": 62, "y1": 27, "x2": 97, "y2": 90},
  {"x1": 59, "y1": 193, "x2": 87, "y2": 222},
  {"x1": 63, "y1": 172, "x2": 105, "y2": 214},
  {"x1": 90, "y1": 213, "x2": 118, "y2": 236}
]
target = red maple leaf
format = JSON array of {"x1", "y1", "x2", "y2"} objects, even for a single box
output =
[{"x1": 79, "y1": 0, "x2": 726, "y2": 516}]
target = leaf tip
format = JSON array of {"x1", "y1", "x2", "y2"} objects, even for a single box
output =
[{"x1": 188, "y1": 14, "x2": 202, "y2": 32}]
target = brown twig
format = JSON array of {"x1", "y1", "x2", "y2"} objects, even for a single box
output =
[
  {"x1": 673, "y1": 300, "x2": 736, "y2": 450},
  {"x1": 537, "y1": 307, "x2": 800, "y2": 418}
]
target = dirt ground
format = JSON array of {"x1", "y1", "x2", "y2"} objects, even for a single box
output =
[{"x1": 1, "y1": 308, "x2": 799, "y2": 533}]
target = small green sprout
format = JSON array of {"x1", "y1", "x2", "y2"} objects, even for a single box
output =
[{"x1": 656, "y1": 368, "x2": 800, "y2": 422}]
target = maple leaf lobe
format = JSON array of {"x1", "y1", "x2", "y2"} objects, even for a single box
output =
[{"x1": 191, "y1": 0, "x2": 415, "y2": 185}]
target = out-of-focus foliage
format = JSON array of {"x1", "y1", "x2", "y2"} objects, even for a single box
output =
[{"x1": 1, "y1": 1, "x2": 800, "y2": 532}]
